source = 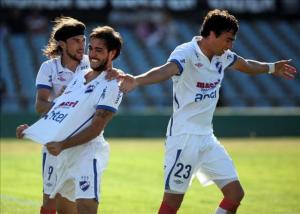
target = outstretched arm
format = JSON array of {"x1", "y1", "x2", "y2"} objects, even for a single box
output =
[
  {"x1": 46, "y1": 109, "x2": 114, "y2": 156},
  {"x1": 231, "y1": 56, "x2": 297, "y2": 79},
  {"x1": 120, "y1": 62, "x2": 180, "y2": 93}
]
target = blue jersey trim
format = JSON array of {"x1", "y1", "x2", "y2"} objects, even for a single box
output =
[
  {"x1": 67, "y1": 114, "x2": 94, "y2": 138},
  {"x1": 227, "y1": 54, "x2": 238, "y2": 68},
  {"x1": 168, "y1": 117, "x2": 173, "y2": 136},
  {"x1": 93, "y1": 159, "x2": 98, "y2": 202},
  {"x1": 169, "y1": 59, "x2": 183, "y2": 75},
  {"x1": 165, "y1": 149, "x2": 182, "y2": 190},
  {"x1": 37, "y1": 84, "x2": 52, "y2": 90},
  {"x1": 174, "y1": 94, "x2": 179, "y2": 109},
  {"x1": 96, "y1": 105, "x2": 117, "y2": 113},
  {"x1": 42, "y1": 152, "x2": 46, "y2": 192}
]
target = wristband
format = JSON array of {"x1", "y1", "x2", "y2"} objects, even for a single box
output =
[{"x1": 267, "y1": 63, "x2": 275, "y2": 74}]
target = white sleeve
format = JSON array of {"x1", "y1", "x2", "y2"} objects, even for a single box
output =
[
  {"x1": 223, "y1": 50, "x2": 238, "y2": 69},
  {"x1": 167, "y1": 45, "x2": 187, "y2": 75},
  {"x1": 36, "y1": 61, "x2": 53, "y2": 90},
  {"x1": 96, "y1": 81, "x2": 123, "y2": 113}
]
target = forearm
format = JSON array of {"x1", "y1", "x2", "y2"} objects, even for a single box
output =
[
  {"x1": 60, "y1": 124, "x2": 104, "y2": 150},
  {"x1": 136, "y1": 67, "x2": 168, "y2": 86},
  {"x1": 243, "y1": 60, "x2": 271, "y2": 75},
  {"x1": 136, "y1": 62, "x2": 178, "y2": 86},
  {"x1": 35, "y1": 99, "x2": 53, "y2": 114}
]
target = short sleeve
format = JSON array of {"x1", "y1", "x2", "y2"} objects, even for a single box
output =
[
  {"x1": 36, "y1": 61, "x2": 53, "y2": 90},
  {"x1": 167, "y1": 45, "x2": 187, "y2": 75},
  {"x1": 223, "y1": 50, "x2": 238, "y2": 69},
  {"x1": 96, "y1": 81, "x2": 123, "y2": 113}
]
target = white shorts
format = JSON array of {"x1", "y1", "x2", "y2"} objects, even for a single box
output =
[
  {"x1": 42, "y1": 146, "x2": 57, "y2": 195},
  {"x1": 49, "y1": 137, "x2": 110, "y2": 202},
  {"x1": 164, "y1": 134, "x2": 238, "y2": 193}
]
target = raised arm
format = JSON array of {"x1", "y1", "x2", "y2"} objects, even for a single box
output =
[
  {"x1": 120, "y1": 61, "x2": 180, "y2": 93},
  {"x1": 46, "y1": 109, "x2": 114, "y2": 156},
  {"x1": 231, "y1": 56, "x2": 297, "y2": 79}
]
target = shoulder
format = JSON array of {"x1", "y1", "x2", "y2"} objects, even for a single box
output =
[
  {"x1": 222, "y1": 50, "x2": 237, "y2": 60},
  {"x1": 174, "y1": 41, "x2": 193, "y2": 52},
  {"x1": 39, "y1": 58, "x2": 57, "y2": 70},
  {"x1": 37, "y1": 58, "x2": 57, "y2": 75}
]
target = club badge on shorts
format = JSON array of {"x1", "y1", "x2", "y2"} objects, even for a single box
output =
[{"x1": 79, "y1": 180, "x2": 90, "y2": 191}]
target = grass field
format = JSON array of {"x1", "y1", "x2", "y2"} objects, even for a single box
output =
[{"x1": 1, "y1": 138, "x2": 299, "y2": 214}]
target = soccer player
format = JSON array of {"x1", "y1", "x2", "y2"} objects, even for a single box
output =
[
  {"x1": 17, "y1": 26, "x2": 123, "y2": 214},
  {"x1": 31, "y1": 16, "x2": 88, "y2": 214},
  {"x1": 115, "y1": 9, "x2": 297, "y2": 214}
]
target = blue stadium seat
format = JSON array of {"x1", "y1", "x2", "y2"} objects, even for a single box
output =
[{"x1": 0, "y1": 36, "x2": 20, "y2": 112}]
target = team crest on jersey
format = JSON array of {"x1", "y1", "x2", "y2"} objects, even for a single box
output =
[
  {"x1": 79, "y1": 181, "x2": 90, "y2": 191},
  {"x1": 215, "y1": 62, "x2": 222, "y2": 74},
  {"x1": 48, "y1": 75, "x2": 52, "y2": 83},
  {"x1": 180, "y1": 59, "x2": 186, "y2": 63}
]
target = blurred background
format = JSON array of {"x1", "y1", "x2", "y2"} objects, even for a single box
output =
[{"x1": 0, "y1": 0, "x2": 299, "y2": 137}]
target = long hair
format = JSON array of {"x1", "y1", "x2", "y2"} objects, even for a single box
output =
[{"x1": 43, "y1": 17, "x2": 85, "y2": 59}]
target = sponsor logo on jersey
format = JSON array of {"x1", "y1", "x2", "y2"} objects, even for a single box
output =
[
  {"x1": 195, "y1": 90, "x2": 217, "y2": 102},
  {"x1": 196, "y1": 79, "x2": 220, "y2": 89},
  {"x1": 58, "y1": 101, "x2": 79, "y2": 108},
  {"x1": 43, "y1": 110, "x2": 68, "y2": 123},
  {"x1": 79, "y1": 181, "x2": 90, "y2": 191}
]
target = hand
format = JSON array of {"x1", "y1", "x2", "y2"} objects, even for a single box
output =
[
  {"x1": 105, "y1": 68, "x2": 125, "y2": 81},
  {"x1": 46, "y1": 141, "x2": 63, "y2": 156},
  {"x1": 16, "y1": 124, "x2": 29, "y2": 139},
  {"x1": 273, "y1": 59, "x2": 297, "y2": 80},
  {"x1": 119, "y1": 74, "x2": 138, "y2": 93}
]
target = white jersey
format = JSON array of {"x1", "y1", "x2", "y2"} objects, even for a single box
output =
[
  {"x1": 36, "y1": 55, "x2": 90, "y2": 101},
  {"x1": 166, "y1": 36, "x2": 237, "y2": 136},
  {"x1": 25, "y1": 70, "x2": 123, "y2": 145}
]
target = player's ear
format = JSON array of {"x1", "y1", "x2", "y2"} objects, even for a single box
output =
[
  {"x1": 58, "y1": 41, "x2": 66, "y2": 49},
  {"x1": 109, "y1": 50, "x2": 117, "y2": 61}
]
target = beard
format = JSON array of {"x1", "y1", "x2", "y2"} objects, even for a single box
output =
[
  {"x1": 66, "y1": 48, "x2": 82, "y2": 63},
  {"x1": 92, "y1": 58, "x2": 108, "y2": 72}
]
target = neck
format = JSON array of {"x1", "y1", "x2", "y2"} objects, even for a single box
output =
[
  {"x1": 84, "y1": 70, "x2": 102, "y2": 84},
  {"x1": 198, "y1": 38, "x2": 214, "y2": 61},
  {"x1": 61, "y1": 55, "x2": 80, "y2": 72}
]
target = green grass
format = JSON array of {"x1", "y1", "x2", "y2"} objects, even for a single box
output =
[{"x1": 1, "y1": 138, "x2": 300, "y2": 214}]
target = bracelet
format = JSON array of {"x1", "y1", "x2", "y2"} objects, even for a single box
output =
[{"x1": 267, "y1": 63, "x2": 275, "y2": 74}]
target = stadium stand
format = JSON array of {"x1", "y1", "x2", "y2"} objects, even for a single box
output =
[{"x1": 1, "y1": 20, "x2": 299, "y2": 113}]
